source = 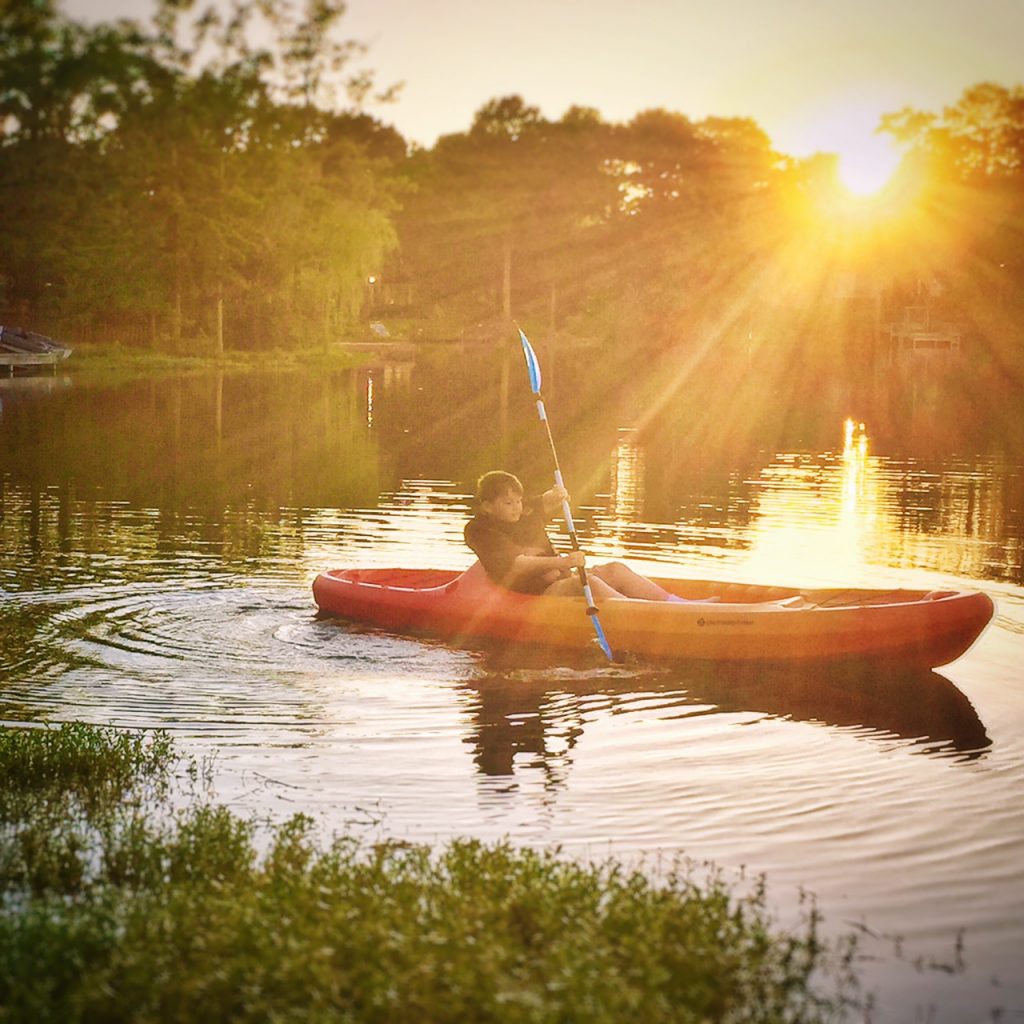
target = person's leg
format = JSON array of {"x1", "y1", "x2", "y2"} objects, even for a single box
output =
[
  {"x1": 591, "y1": 561, "x2": 674, "y2": 601},
  {"x1": 543, "y1": 573, "x2": 626, "y2": 600}
]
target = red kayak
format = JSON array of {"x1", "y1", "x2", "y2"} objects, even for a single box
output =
[{"x1": 312, "y1": 562, "x2": 994, "y2": 667}]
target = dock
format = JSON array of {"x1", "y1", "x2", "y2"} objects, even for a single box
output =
[
  {"x1": 1, "y1": 350, "x2": 70, "y2": 376},
  {"x1": 1, "y1": 325, "x2": 72, "y2": 375}
]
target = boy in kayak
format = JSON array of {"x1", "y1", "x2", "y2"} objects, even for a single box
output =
[{"x1": 464, "y1": 471, "x2": 681, "y2": 601}]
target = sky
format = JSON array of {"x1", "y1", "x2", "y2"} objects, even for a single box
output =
[{"x1": 63, "y1": 0, "x2": 1024, "y2": 188}]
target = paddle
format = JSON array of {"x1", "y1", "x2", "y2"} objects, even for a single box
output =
[{"x1": 518, "y1": 327, "x2": 614, "y2": 661}]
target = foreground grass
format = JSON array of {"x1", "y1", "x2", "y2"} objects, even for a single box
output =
[{"x1": 0, "y1": 724, "x2": 859, "y2": 1022}]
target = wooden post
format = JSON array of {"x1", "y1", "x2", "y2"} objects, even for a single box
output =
[
  {"x1": 170, "y1": 143, "x2": 182, "y2": 354},
  {"x1": 499, "y1": 352, "x2": 510, "y2": 461},
  {"x1": 501, "y1": 237, "x2": 512, "y2": 319}
]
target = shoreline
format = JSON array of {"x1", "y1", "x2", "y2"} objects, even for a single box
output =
[{"x1": 61, "y1": 342, "x2": 373, "y2": 378}]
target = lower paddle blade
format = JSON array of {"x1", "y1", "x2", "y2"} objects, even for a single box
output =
[{"x1": 589, "y1": 612, "x2": 614, "y2": 661}]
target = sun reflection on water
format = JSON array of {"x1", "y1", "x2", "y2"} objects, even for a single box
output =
[
  {"x1": 696, "y1": 418, "x2": 882, "y2": 586},
  {"x1": 587, "y1": 418, "x2": 882, "y2": 584},
  {"x1": 592, "y1": 414, "x2": 1019, "y2": 587},
  {"x1": 606, "y1": 428, "x2": 646, "y2": 555}
]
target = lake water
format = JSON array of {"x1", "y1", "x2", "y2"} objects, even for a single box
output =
[{"x1": 2, "y1": 349, "x2": 1023, "y2": 1022}]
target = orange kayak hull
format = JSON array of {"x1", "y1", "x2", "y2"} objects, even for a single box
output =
[{"x1": 312, "y1": 563, "x2": 994, "y2": 668}]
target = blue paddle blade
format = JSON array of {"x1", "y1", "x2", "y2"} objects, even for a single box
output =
[
  {"x1": 519, "y1": 329, "x2": 542, "y2": 394},
  {"x1": 589, "y1": 611, "x2": 615, "y2": 661},
  {"x1": 581, "y1": 583, "x2": 614, "y2": 660}
]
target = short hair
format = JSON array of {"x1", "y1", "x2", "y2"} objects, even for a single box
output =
[{"x1": 476, "y1": 470, "x2": 523, "y2": 503}]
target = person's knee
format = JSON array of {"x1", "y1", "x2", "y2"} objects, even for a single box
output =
[{"x1": 589, "y1": 574, "x2": 629, "y2": 599}]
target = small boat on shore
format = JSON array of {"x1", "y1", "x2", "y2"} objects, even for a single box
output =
[
  {"x1": 0, "y1": 326, "x2": 72, "y2": 373},
  {"x1": 312, "y1": 562, "x2": 994, "y2": 668}
]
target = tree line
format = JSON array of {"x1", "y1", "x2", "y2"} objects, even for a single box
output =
[{"x1": 2, "y1": 1, "x2": 1022, "y2": 383}]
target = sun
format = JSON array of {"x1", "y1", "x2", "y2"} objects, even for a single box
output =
[
  {"x1": 835, "y1": 131, "x2": 902, "y2": 197},
  {"x1": 777, "y1": 88, "x2": 906, "y2": 198}
]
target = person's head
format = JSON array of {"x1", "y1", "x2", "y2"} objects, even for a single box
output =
[{"x1": 476, "y1": 470, "x2": 523, "y2": 523}]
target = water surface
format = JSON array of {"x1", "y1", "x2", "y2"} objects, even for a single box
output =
[{"x1": 2, "y1": 355, "x2": 1022, "y2": 1021}]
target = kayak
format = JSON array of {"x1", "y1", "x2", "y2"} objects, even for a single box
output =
[{"x1": 312, "y1": 562, "x2": 994, "y2": 668}]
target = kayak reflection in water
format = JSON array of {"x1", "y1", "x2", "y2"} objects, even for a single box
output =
[{"x1": 464, "y1": 471, "x2": 684, "y2": 602}]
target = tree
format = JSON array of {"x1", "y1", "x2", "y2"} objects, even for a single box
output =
[
  {"x1": 0, "y1": 0, "x2": 403, "y2": 351},
  {"x1": 397, "y1": 96, "x2": 620, "y2": 330},
  {"x1": 469, "y1": 95, "x2": 543, "y2": 140},
  {"x1": 877, "y1": 82, "x2": 1024, "y2": 377},
  {"x1": 0, "y1": 1, "x2": 157, "y2": 312},
  {"x1": 881, "y1": 82, "x2": 1024, "y2": 180}
]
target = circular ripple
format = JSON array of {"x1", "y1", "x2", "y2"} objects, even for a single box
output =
[{"x1": 1, "y1": 580, "x2": 481, "y2": 731}]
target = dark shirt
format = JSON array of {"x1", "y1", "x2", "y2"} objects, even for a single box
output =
[{"x1": 464, "y1": 497, "x2": 563, "y2": 594}]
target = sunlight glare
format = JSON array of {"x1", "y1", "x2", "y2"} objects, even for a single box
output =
[{"x1": 836, "y1": 133, "x2": 901, "y2": 196}]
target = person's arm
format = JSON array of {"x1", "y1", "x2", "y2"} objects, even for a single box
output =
[{"x1": 509, "y1": 549, "x2": 584, "y2": 585}]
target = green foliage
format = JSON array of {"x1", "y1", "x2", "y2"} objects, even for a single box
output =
[
  {"x1": 394, "y1": 89, "x2": 789, "y2": 362},
  {"x1": 0, "y1": 0, "x2": 401, "y2": 350},
  {"x1": 0, "y1": 723, "x2": 174, "y2": 896},
  {"x1": 0, "y1": 722, "x2": 860, "y2": 1023},
  {"x1": 0, "y1": 722, "x2": 173, "y2": 816},
  {"x1": 1, "y1": 833, "x2": 854, "y2": 1023},
  {"x1": 399, "y1": 94, "x2": 625, "y2": 327}
]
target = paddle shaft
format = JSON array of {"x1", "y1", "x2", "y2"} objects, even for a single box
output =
[{"x1": 533, "y1": 395, "x2": 599, "y2": 613}]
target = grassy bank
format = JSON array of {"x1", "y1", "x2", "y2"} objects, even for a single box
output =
[
  {"x1": 66, "y1": 341, "x2": 370, "y2": 379},
  {"x1": 0, "y1": 723, "x2": 860, "y2": 1022}
]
